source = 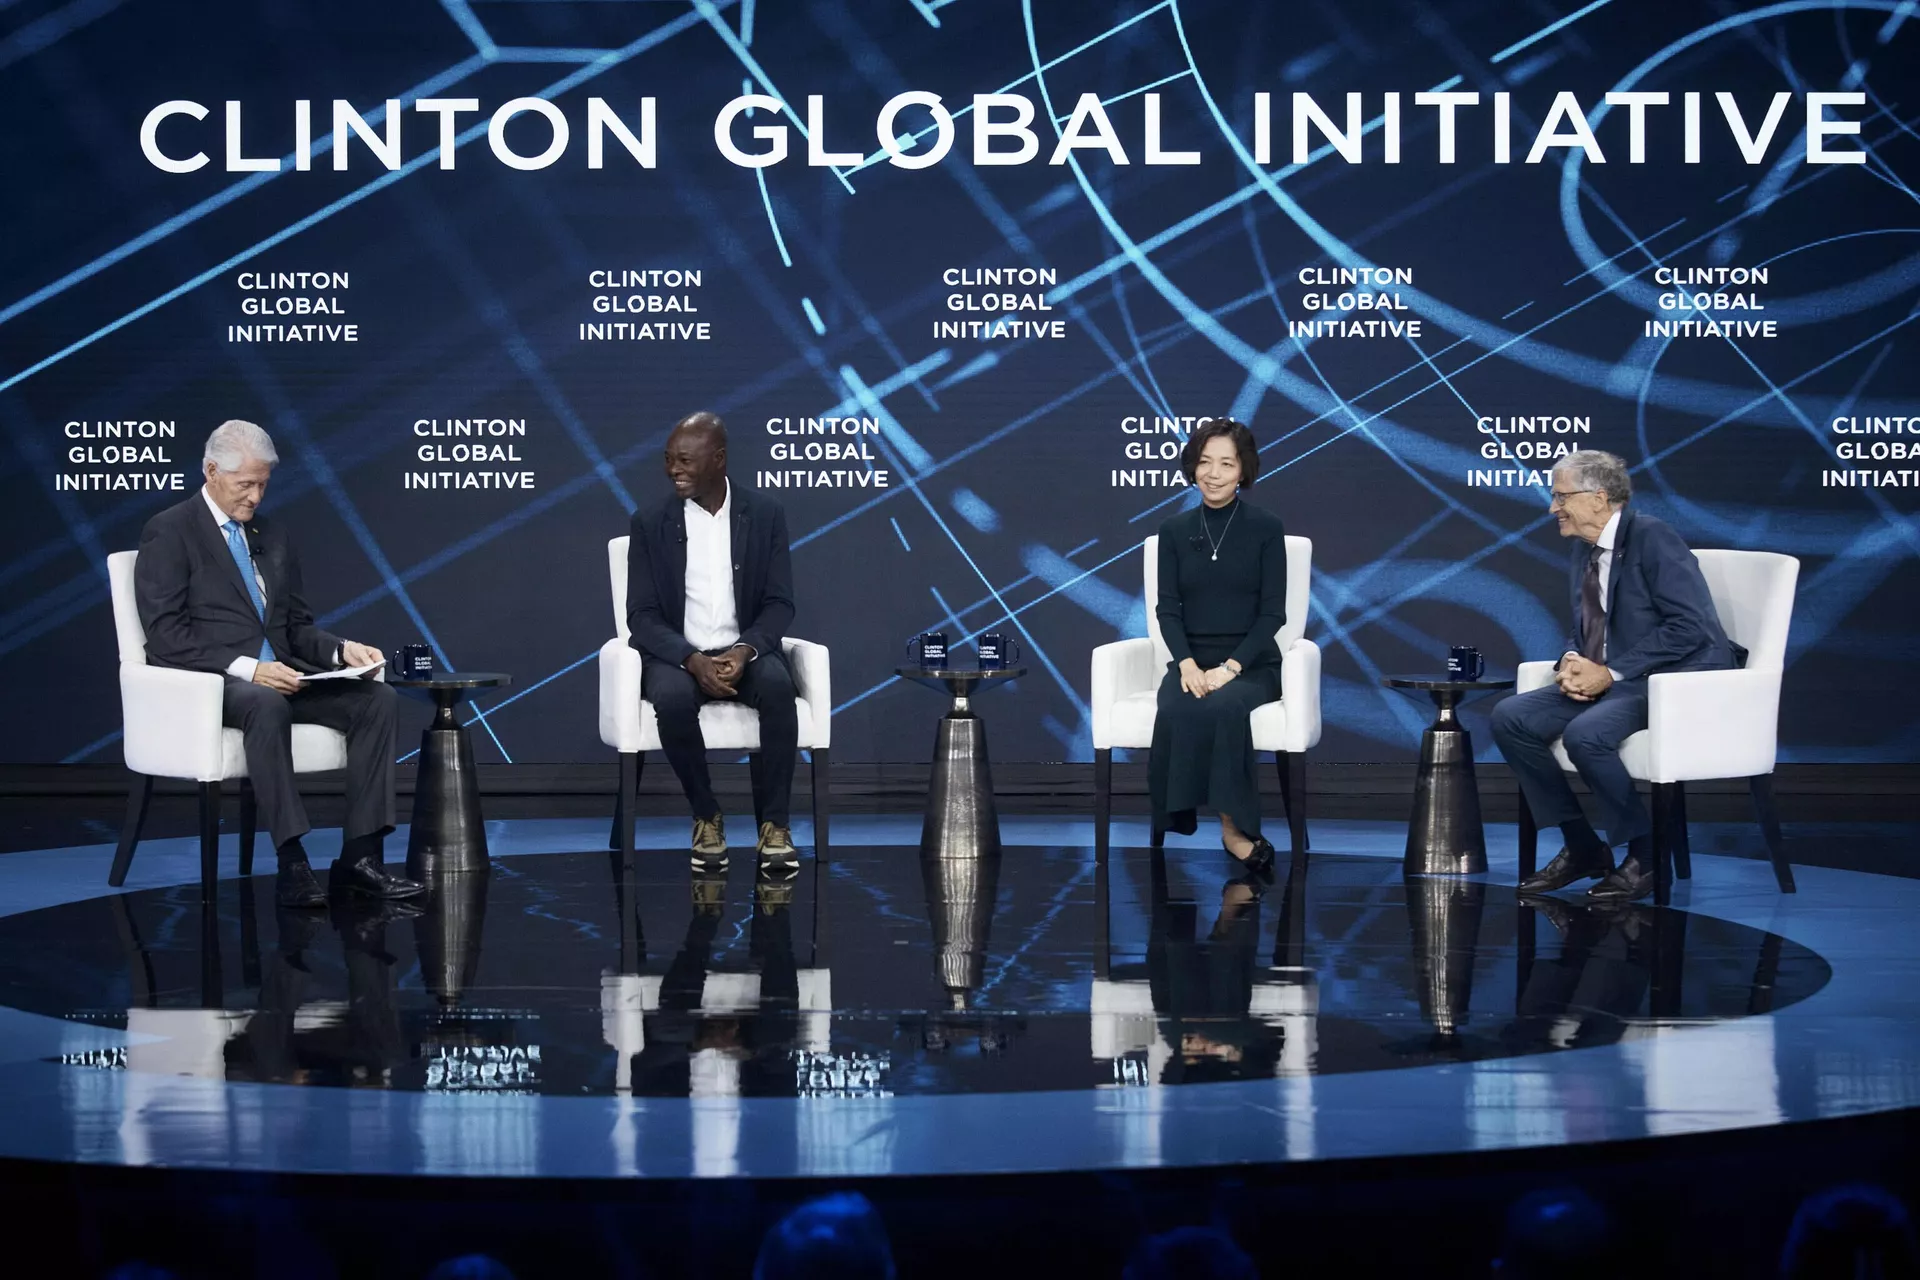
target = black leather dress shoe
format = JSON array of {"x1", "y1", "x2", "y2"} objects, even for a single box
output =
[
  {"x1": 1515, "y1": 891, "x2": 1576, "y2": 938},
  {"x1": 329, "y1": 857, "x2": 426, "y2": 899},
  {"x1": 1587, "y1": 857, "x2": 1656, "y2": 903},
  {"x1": 1518, "y1": 845, "x2": 1614, "y2": 894},
  {"x1": 330, "y1": 895, "x2": 425, "y2": 945},
  {"x1": 275, "y1": 860, "x2": 327, "y2": 909}
]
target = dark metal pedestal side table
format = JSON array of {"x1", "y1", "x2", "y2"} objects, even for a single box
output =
[
  {"x1": 392, "y1": 672, "x2": 510, "y2": 877},
  {"x1": 896, "y1": 666, "x2": 1026, "y2": 860},
  {"x1": 1383, "y1": 676, "x2": 1513, "y2": 876}
]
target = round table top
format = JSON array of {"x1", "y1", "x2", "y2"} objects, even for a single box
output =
[
  {"x1": 896, "y1": 666, "x2": 1028, "y2": 698},
  {"x1": 895, "y1": 666, "x2": 1027, "y2": 681},
  {"x1": 1382, "y1": 674, "x2": 1514, "y2": 692},
  {"x1": 389, "y1": 671, "x2": 511, "y2": 690}
]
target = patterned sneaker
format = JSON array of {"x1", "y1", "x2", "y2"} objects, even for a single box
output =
[
  {"x1": 754, "y1": 871, "x2": 795, "y2": 911},
  {"x1": 691, "y1": 866, "x2": 728, "y2": 912},
  {"x1": 690, "y1": 814, "x2": 727, "y2": 872},
  {"x1": 757, "y1": 821, "x2": 799, "y2": 875}
]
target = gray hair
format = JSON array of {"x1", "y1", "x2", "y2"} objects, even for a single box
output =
[
  {"x1": 1552, "y1": 449, "x2": 1631, "y2": 505},
  {"x1": 204, "y1": 419, "x2": 278, "y2": 472}
]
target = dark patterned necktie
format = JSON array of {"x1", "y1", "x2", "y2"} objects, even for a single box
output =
[{"x1": 1580, "y1": 545, "x2": 1606, "y2": 662}]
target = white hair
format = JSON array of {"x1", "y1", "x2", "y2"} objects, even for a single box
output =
[
  {"x1": 1552, "y1": 449, "x2": 1632, "y2": 505},
  {"x1": 204, "y1": 419, "x2": 279, "y2": 472}
]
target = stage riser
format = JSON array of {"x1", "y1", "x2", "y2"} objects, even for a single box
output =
[{"x1": 5, "y1": 762, "x2": 1915, "y2": 819}]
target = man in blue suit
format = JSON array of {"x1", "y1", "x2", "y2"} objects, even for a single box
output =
[{"x1": 1492, "y1": 450, "x2": 1738, "y2": 902}]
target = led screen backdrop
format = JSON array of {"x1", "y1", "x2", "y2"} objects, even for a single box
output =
[{"x1": 2, "y1": 0, "x2": 1917, "y2": 766}]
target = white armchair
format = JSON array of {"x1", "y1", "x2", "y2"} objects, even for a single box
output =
[
  {"x1": 1090, "y1": 535, "x2": 1322, "y2": 855},
  {"x1": 599, "y1": 536, "x2": 833, "y2": 861},
  {"x1": 1513, "y1": 549, "x2": 1799, "y2": 904},
  {"x1": 105, "y1": 549, "x2": 357, "y2": 902}
]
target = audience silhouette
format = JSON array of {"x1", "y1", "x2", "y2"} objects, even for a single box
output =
[
  {"x1": 1121, "y1": 1226, "x2": 1257, "y2": 1280},
  {"x1": 1491, "y1": 1186, "x2": 1620, "y2": 1279},
  {"x1": 1781, "y1": 1184, "x2": 1920, "y2": 1280},
  {"x1": 754, "y1": 1192, "x2": 896, "y2": 1280}
]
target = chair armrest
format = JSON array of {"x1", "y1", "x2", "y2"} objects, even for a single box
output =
[
  {"x1": 598, "y1": 639, "x2": 645, "y2": 752},
  {"x1": 1516, "y1": 660, "x2": 1558, "y2": 695},
  {"x1": 120, "y1": 664, "x2": 226, "y2": 781},
  {"x1": 781, "y1": 637, "x2": 832, "y2": 749},
  {"x1": 1646, "y1": 667, "x2": 1781, "y2": 782},
  {"x1": 1091, "y1": 637, "x2": 1160, "y2": 749},
  {"x1": 1278, "y1": 638, "x2": 1322, "y2": 752}
]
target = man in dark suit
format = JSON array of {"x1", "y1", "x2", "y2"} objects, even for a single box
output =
[
  {"x1": 135, "y1": 419, "x2": 422, "y2": 908},
  {"x1": 1491, "y1": 450, "x2": 1738, "y2": 902},
  {"x1": 626, "y1": 411, "x2": 800, "y2": 873}
]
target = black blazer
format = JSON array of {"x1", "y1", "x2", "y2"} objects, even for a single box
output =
[
  {"x1": 134, "y1": 492, "x2": 343, "y2": 675},
  {"x1": 626, "y1": 484, "x2": 794, "y2": 666},
  {"x1": 1566, "y1": 507, "x2": 1738, "y2": 681}
]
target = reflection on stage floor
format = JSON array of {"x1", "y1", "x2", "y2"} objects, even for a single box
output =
[
  {"x1": 0, "y1": 845, "x2": 1831, "y2": 1099},
  {"x1": 1, "y1": 813, "x2": 1914, "y2": 1179}
]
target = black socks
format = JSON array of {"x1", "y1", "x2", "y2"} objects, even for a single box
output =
[
  {"x1": 276, "y1": 837, "x2": 309, "y2": 867},
  {"x1": 1625, "y1": 834, "x2": 1653, "y2": 870},
  {"x1": 1558, "y1": 819, "x2": 1609, "y2": 862},
  {"x1": 339, "y1": 833, "x2": 383, "y2": 867}
]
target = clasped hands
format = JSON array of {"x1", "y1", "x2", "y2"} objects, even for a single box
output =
[
  {"x1": 1178, "y1": 657, "x2": 1240, "y2": 699},
  {"x1": 685, "y1": 644, "x2": 755, "y2": 698},
  {"x1": 1556, "y1": 653, "x2": 1614, "y2": 703},
  {"x1": 252, "y1": 640, "x2": 385, "y2": 693}
]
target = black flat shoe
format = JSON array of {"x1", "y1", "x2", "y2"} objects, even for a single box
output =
[
  {"x1": 1226, "y1": 871, "x2": 1269, "y2": 900},
  {"x1": 275, "y1": 860, "x2": 327, "y2": 909},
  {"x1": 1518, "y1": 845, "x2": 1615, "y2": 895},
  {"x1": 1229, "y1": 837, "x2": 1277, "y2": 881},
  {"x1": 329, "y1": 857, "x2": 426, "y2": 900},
  {"x1": 1587, "y1": 857, "x2": 1655, "y2": 903}
]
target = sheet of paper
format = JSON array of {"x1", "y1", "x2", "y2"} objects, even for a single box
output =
[{"x1": 300, "y1": 660, "x2": 386, "y2": 682}]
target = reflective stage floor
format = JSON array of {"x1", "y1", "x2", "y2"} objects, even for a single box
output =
[{"x1": 0, "y1": 815, "x2": 1914, "y2": 1180}]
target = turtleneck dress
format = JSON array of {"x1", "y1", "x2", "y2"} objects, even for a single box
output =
[{"x1": 1148, "y1": 497, "x2": 1289, "y2": 839}]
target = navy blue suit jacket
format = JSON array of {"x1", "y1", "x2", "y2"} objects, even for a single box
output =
[
  {"x1": 134, "y1": 493, "x2": 343, "y2": 676},
  {"x1": 1567, "y1": 508, "x2": 1738, "y2": 682},
  {"x1": 625, "y1": 483, "x2": 794, "y2": 667}
]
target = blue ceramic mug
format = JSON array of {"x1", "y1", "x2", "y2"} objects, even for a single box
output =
[
  {"x1": 1447, "y1": 645, "x2": 1484, "y2": 681},
  {"x1": 976, "y1": 632, "x2": 1022, "y2": 670},
  {"x1": 396, "y1": 643, "x2": 435, "y2": 680},
  {"x1": 906, "y1": 631, "x2": 948, "y2": 670}
]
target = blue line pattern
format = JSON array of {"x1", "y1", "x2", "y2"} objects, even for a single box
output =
[{"x1": 0, "y1": 0, "x2": 1916, "y2": 770}]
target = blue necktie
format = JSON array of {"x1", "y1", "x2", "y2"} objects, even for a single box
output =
[{"x1": 222, "y1": 520, "x2": 274, "y2": 662}]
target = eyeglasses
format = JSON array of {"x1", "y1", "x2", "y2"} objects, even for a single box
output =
[{"x1": 1548, "y1": 488, "x2": 1599, "y2": 509}]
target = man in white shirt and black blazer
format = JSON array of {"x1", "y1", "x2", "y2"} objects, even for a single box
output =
[
  {"x1": 133, "y1": 420, "x2": 423, "y2": 908},
  {"x1": 625, "y1": 411, "x2": 800, "y2": 873}
]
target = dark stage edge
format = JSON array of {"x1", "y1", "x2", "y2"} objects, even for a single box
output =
[{"x1": 0, "y1": 815, "x2": 1915, "y2": 1184}]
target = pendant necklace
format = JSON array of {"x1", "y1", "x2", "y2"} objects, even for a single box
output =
[{"x1": 1202, "y1": 499, "x2": 1238, "y2": 562}]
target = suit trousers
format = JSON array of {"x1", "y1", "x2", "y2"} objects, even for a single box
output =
[
  {"x1": 221, "y1": 676, "x2": 398, "y2": 851},
  {"x1": 1490, "y1": 680, "x2": 1652, "y2": 847},
  {"x1": 642, "y1": 651, "x2": 799, "y2": 826}
]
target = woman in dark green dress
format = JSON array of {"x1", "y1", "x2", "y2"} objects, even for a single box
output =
[{"x1": 1149, "y1": 418, "x2": 1288, "y2": 878}]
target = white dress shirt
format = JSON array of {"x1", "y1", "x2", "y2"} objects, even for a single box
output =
[
  {"x1": 203, "y1": 486, "x2": 340, "y2": 681},
  {"x1": 682, "y1": 480, "x2": 743, "y2": 654},
  {"x1": 1564, "y1": 508, "x2": 1623, "y2": 675},
  {"x1": 1593, "y1": 507, "x2": 1620, "y2": 605},
  {"x1": 204, "y1": 486, "x2": 270, "y2": 683}
]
